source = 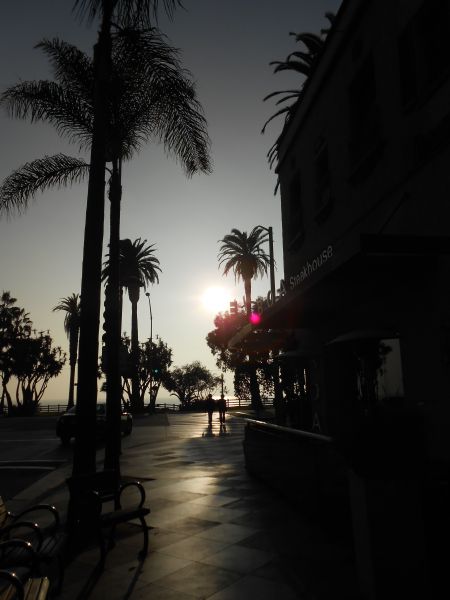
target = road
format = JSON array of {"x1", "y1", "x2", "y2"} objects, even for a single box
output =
[{"x1": 0, "y1": 412, "x2": 175, "y2": 500}]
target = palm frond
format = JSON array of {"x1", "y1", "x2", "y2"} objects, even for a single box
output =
[
  {"x1": 0, "y1": 154, "x2": 90, "y2": 216},
  {"x1": 261, "y1": 106, "x2": 291, "y2": 134},
  {"x1": 36, "y1": 38, "x2": 94, "y2": 103},
  {"x1": 272, "y1": 61, "x2": 311, "y2": 77},
  {"x1": 103, "y1": 237, "x2": 161, "y2": 287},
  {"x1": 1, "y1": 80, "x2": 93, "y2": 149},
  {"x1": 111, "y1": 29, "x2": 211, "y2": 174},
  {"x1": 73, "y1": 0, "x2": 183, "y2": 27},
  {"x1": 218, "y1": 227, "x2": 271, "y2": 284},
  {"x1": 289, "y1": 31, "x2": 324, "y2": 55},
  {"x1": 263, "y1": 90, "x2": 300, "y2": 102},
  {"x1": 53, "y1": 293, "x2": 81, "y2": 337},
  {"x1": 286, "y1": 51, "x2": 315, "y2": 64},
  {"x1": 275, "y1": 94, "x2": 301, "y2": 106}
]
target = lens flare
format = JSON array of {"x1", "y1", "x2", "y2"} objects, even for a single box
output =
[{"x1": 250, "y1": 312, "x2": 261, "y2": 325}]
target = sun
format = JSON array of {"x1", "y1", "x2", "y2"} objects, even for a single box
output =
[{"x1": 201, "y1": 286, "x2": 230, "y2": 314}]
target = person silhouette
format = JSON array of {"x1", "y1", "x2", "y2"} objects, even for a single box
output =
[
  {"x1": 205, "y1": 393, "x2": 215, "y2": 425},
  {"x1": 217, "y1": 394, "x2": 227, "y2": 423}
]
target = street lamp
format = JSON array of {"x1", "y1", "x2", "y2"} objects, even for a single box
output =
[
  {"x1": 258, "y1": 225, "x2": 276, "y2": 303},
  {"x1": 145, "y1": 292, "x2": 153, "y2": 410},
  {"x1": 145, "y1": 292, "x2": 153, "y2": 346}
]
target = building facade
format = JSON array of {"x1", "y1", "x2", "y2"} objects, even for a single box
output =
[
  {"x1": 261, "y1": 0, "x2": 450, "y2": 464},
  {"x1": 251, "y1": 3, "x2": 450, "y2": 594}
]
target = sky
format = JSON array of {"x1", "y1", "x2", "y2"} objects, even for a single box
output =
[{"x1": 0, "y1": 0, "x2": 341, "y2": 402}]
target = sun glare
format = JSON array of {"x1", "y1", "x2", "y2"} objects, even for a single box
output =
[{"x1": 201, "y1": 287, "x2": 230, "y2": 314}]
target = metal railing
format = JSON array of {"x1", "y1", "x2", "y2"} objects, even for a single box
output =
[
  {"x1": 1, "y1": 397, "x2": 274, "y2": 417},
  {"x1": 243, "y1": 417, "x2": 333, "y2": 443}
]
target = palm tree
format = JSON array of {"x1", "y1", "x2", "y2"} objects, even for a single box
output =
[
  {"x1": 218, "y1": 227, "x2": 271, "y2": 316},
  {"x1": 53, "y1": 294, "x2": 81, "y2": 409},
  {"x1": 218, "y1": 227, "x2": 271, "y2": 411},
  {"x1": 103, "y1": 237, "x2": 160, "y2": 412},
  {"x1": 262, "y1": 13, "x2": 335, "y2": 191},
  {"x1": 69, "y1": 0, "x2": 182, "y2": 477},
  {"x1": 0, "y1": 27, "x2": 210, "y2": 475},
  {"x1": 119, "y1": 238, "x2": 160, "y2": 412}
]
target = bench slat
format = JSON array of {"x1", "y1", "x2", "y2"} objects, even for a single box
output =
[{"x1": 24, "y1": 578, "x2": 49, "y2": 600}]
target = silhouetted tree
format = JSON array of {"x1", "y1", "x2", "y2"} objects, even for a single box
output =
[
  {"x1": 218, "y1": 228, "x2": 270, "y2": 410},
  {"x1": 262, "y1": 12, "x2": 335, "y2": 190},
  {"x1": 53, "y1": 293, "x2": 81, "y2": 409},
  {"x1": 107, "y1": 238, "x2": 161, "y2": 412},
  {"x1": 120, "y1": 335, "x2": 172, "y2": 410},
  {"x1": 218, "y1": 227, "x2": 270, "y2": 317},
  {"x1": 0, "y1": 292, "x2": 32, "y2": 413},
  {"x1": 165, "y1": 362, "x2": 221, "y2": 408},
  {"x1": 11, "y1": 332, "x2": 66, "y2": 414},
  {"x1": 0, "y1": 21, "x2": 210, "y2": 473},
  {"x1": 69, "y1": 0, "x2": 184, "y2": 476}
]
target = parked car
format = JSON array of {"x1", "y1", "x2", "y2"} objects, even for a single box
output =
[{"x1": 56, "y1": 403, "x2": 133, "y2": 445}]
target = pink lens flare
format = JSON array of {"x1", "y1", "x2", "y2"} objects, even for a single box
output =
[{"x1": 250, "y1": 312, "x2": 261, "y2": 325}]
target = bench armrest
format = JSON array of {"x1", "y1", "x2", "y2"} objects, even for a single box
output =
[
  {"x1": 0, "y1": 539, "x2": 37, "y2": 573},
  {"x1": 12, "y1": 506, "x2": 59, "y2": 533},
  {"x1": 0, "y1": 569, "x2": 25, "y2": 600},
  {"x1": 118, "y1": 482, "x2": 146, "y2": 509},
  {"x1": 0, "y1": 522, "x2": 43, "y2": 552}
]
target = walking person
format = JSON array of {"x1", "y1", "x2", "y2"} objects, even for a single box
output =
[
  {"x1": 205, "y1": 393, "x2": 215, "y2": 426},
  {"x1": 217, "y1": 394, "x2": 227, "y2": 423}
]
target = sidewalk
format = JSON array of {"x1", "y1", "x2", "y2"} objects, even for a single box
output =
[{"x1": 12, "y1": 412, "x2": 360, "y2": 599}]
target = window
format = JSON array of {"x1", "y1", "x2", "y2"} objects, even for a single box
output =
[
  {"x1": 398, "y1": 0, "x2": 450, "y2": 106},
  {"x1": 314, "y1": 138, "x2": 332, "y2": 221},
  {"x1": 287, "y1": 171, "x2": 304, "y2": 247},
  {"x1": 348, "y1": 54, "x2": 381, "y2": 161}
]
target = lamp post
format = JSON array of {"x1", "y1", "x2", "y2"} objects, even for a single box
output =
[
  {"x1": 145, "y1": 292, "x2": 153, "y2": 346},
  {"x1": 145, "y1": 292, "x2": 153, "y2": 410},
  {"x1": 258, "y1": 225, "x2": 276, "y2": 303},
  {"x1": 258, "y1": 225, "x2": 283, "y2": 421}
]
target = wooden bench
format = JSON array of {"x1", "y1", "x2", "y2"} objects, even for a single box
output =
[
  {"x1": 0, "y1": 572, "x2": 49, "y2": 600},
  {"x1": 0, "y1": 540, "x2": 48, "y2": 600},
  {"x1": 0, "y1": 498, "x2": 66, "y2": 594},
  {"x1": 66, "y1": 470, "x2": 150, "y2": 570}
]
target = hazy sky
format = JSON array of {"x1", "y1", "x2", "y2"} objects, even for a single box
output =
[{"x1": 0, "y1": 0, "x2": 341, "y2": 401}]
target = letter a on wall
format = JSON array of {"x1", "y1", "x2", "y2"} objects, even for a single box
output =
[{"x1": 312, "y1": 412, "x2": 322, "y2": 433}]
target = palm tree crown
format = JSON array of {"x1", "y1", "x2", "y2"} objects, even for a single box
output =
[
  {"x1": 218, "y1": 227, "x2": 270, "y2": 284},
  {"x1": 119, "y1": 237, "x2": 161, "y2": 292},
  {"x1": 0, "y1": 31, "x2": 211, "y2": 214},
  {"x1": 218, "y1": 227, "x2": 270, "y2": 316},
  {"x1": 53, "y1": 293, "x2": 81, "y2": 337},
  {"x1": 73, "y1": 0, "x2": 182, "y2": 28},
  {"x1": 102, "y1": 237, "x2": 160, "y2": 413},
  {"x1": 53, "y1": 293, "x2": 81, "y2": 408}
]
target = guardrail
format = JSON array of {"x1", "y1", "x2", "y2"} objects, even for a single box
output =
[
  {"x1": 243, "y1": 417, "x2": 333, "y2": 442},
  {"x1": 1, "y1": 397, "x2": 274, "y2": 417}
]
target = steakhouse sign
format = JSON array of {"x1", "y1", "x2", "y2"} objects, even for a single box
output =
[
  {"x1": 252, "y1": 245, "x2": 334, "y2": 316},
  {"x1": 289, "y1": 245, "x2": 333, "y2": 290}
]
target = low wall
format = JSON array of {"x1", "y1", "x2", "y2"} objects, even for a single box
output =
[{"x1": 243, "y1": 419, "x2": 351, "y2": 532}]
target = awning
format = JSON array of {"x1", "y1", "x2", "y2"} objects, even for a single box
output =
[
  {"x1": 228, "y1": 326, "x2": 288, "y2": 353},
  {"x1": 327, "y1": 329, "x2": 399, "y2": 345},
  {"x1": 258, "y1": 234, "x2": 450, "y2": 330}
]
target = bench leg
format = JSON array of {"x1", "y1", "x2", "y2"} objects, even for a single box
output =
[
  {"x1": 138, "y1": 517, "x2": 149, "y2": 560},
  {"x1": 97, "y1": 529, "x2": 107, "y2": 571}
]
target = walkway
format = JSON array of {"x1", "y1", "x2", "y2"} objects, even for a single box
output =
[{"x1": 17, "y1": 412, "x2": 360, "y2": 599}]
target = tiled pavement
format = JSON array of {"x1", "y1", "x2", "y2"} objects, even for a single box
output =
[{"x1": 14, "y1": 413, "x2": 361, "y2": 599}]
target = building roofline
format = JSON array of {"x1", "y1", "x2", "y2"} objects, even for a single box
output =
[{"x1": 275, "y1": 0, "x2": 367, "y2": 173}]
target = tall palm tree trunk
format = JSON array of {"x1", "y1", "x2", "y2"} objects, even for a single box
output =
[
  {"x1": 104, "y1": 159, "x2": 122, "y2": 473},
  {"x1": 72, "y1": 5, "x2": 112, "y2": 479},
  {"x1": 244, "y1": 278, "x2": 252, "y2": 316},
  {"x1": 129, "y1": 289, "x2": 142, "y2": 412},
  {"x1": 67, "y1": 325, "x2": 79, "y2": 409}
]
